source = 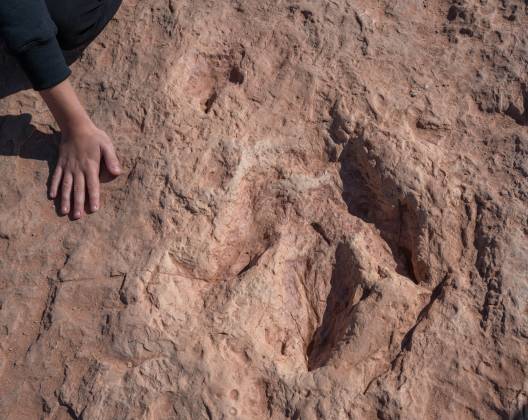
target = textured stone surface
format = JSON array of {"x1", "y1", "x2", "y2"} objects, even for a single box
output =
[{"x1": 0, "y1": 0, "x2": 527, "y2": 419}]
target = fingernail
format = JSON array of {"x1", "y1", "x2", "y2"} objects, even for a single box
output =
[
  {"x1": 92, "y1": 205, "x2": 99, "y2": 211},
  {"x1": 62, "y1": 207, "x2": 68, "y2": 214},
  {"x1": 74, "y1": 211, "x2": 81, "y2": 218}
]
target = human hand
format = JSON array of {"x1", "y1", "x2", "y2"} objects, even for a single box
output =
[{"x1": 49, "y1": 123, "x2": 122, "y2": 219}]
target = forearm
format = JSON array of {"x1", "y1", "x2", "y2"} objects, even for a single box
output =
[{"x1": 40, "y1": 79, "x2": 95, "y2": 134}]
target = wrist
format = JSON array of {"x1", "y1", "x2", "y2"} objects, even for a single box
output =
[
  {"x1": 40, "y1": 79, "x2": 96, "y2": 137},
  {"x1": 60, "y1": 114, "x2": 97, "y2": 137}
]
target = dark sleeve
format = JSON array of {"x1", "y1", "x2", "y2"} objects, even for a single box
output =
[{"x1": 0, "y1": 0, "x2": 71, "y2": 90}]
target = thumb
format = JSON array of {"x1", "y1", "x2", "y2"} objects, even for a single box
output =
[{"x1": 101, "y1": 142, "x2": 122, "y2": 176}]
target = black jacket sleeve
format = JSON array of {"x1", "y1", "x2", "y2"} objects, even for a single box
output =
[{"x1": 0, "y1": 0, "x2": 71, "y2": 90}]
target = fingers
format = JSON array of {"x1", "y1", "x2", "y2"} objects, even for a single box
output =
[
  {"x1": 60, "y1": 172, "x2": 73, "y2": 215},
  {"x1": 49, "y1": 164, "x2": 63, "y2": 199},
  {"x1": 85, "y1": 164, "x2": 100, "y2": 213},
  {"x1": 73, "y1": 172, "x2": 85, "y2": 220},
  {"x1": 56, "y1": 168, "x2": 98, "y2": 218},
  {"x1": 101, "y1": 142, "x2": 122, "y2": 176}
]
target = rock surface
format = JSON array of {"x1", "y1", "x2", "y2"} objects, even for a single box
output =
[{"x1": 0, "y1": 0, "x2": 527, "y2": 419}]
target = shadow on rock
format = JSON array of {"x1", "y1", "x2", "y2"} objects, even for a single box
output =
[
  {"x1": 512, "y1": 404, "x2": 527, "y2": 420},
  {"x1": 0, "y1": 113, "x2": 59, "y2": 162},
  {"x1": 0, "y1": 113, "x2": 62, "y2": 213},
  {"x1": 307, "y1": 243, "x2": 367, "y2": 370}
]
